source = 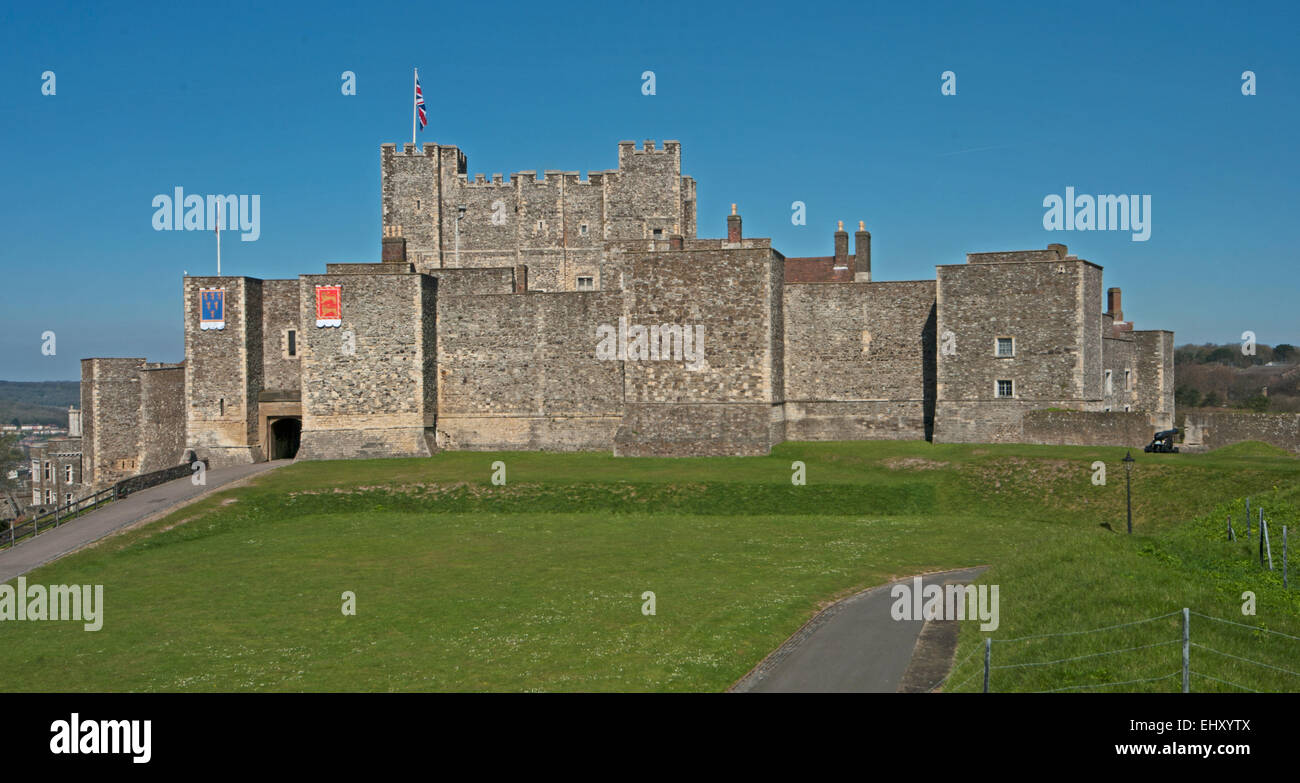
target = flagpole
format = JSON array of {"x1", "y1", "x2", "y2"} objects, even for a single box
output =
[
  {"x1": 216, "y1": 203, "x2": 222, "y2": 276},
  {"x1": 412, "y1": 67, "x2": 418, "y2": 147}
]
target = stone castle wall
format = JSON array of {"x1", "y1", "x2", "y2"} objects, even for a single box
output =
[
  {"x1": 381, "y1": 140, "x2": 696, "y2": 290},
  {"x1": 1183, "y1": 412, "x2": 1300, "y2": 454},
  {"x1": 934, "y1": 255, "x2": 1103, "y2": 443},
  {"x1": 435, "y1": 289, "x2": 625, "y2": 451},
  {"x1": 80, "y1": 357, "x2": 143, "y2": 487},
  {"x1": 295, "y1": 271, "x2": 437, "y2": 460},
  {"x1": 1021, "y1": 409, "x2": 1153, "y2": 447},
  {"x1": 184, "y1": 276, "x2": 263, "y2": 467},
  {"x1": 138, "y1": 363, "x2": 185, "y2": 473},
  {"x1": 783, "y1": 280, "x2": 936, "y2": 441}
]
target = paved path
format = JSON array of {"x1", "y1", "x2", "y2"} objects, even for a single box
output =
[
  {"x1": 732, "y1": 566, "x2": 988, "y2": 693},
  {"x1": 0, "y1": 461, "x2": 286, "y2": 582}
]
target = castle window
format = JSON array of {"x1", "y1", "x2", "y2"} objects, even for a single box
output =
[
  {"x1": 1105, "y1": 370, "x2": 1113, "y2": 395},
  {"x1": 45, "y1": 490, "x2": 53, "y2": 504},
  {"x1": 652, "y1": 228, "x2": 663, "y2": 238},
  {"x1": 579, "y1": 223, "x2": 589, "y2": 236},
  {"x1": 537, "y1": 220, "x2": 545, "y2": 233},
  {"x1": 996, "y1": 337, "x2": 1014, "y2": 357},
  {"x1": 996, "y1": 379, "x2": 1014, "y2": 398},
  {"x1": 43, "y1": 462, "x2": 51, "y2": 481},
  {"x1": 577, "y1": 276, "x2": 595, "y2": 291},
  {"x1": 287, "y1": 329, "x2": 298, "y2": 358},
  {"x1": 1124, "y1": 405, "x2": 1131, "y2": 412},
  {"x1": 1125, "y1": 369, "x2": 1132, "y2": 390},
  {"x1": 64, "y1": 464, "x2": 73, "y2": 483}
]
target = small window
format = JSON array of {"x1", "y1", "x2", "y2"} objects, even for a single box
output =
[
  {"x1": 1124, "y1": 405, "x2": 1131, "y2": 412},
  {"x1": 579, "y1": 223, "x2": 589, "y2": 236},
  {"x1": 43, "y1": 462, "x2": 51, "y2": 481},
  {"x1": 652, "y1": 228, "x2": 663, "y2": 238},
  {"x1": 537, "y1": 220, "x2": 545, "y2": 232},
  {"x1": 287, "y1": 329, "x2": 298, "y2": 358},
  {"x1": 576, "y1": 276, "x2": 595, "y2": 291},
  {"x1": 32, "y1": 490, "x2": 40, "y2": 505},
  {"x1": 1124, "y1": 369, "x2": 1132, "y2": 390},
  {"x1": 996, "y1": 380, "x2": 1014, "y2": 398},
  {"x1": 45, "y1": 490, "x2": 53, "y2": 504},
  {"x1": 1104, "y1": 370, "x2": 1113, "y2": 395},
  {"x1": 64, "y1": 464, "x2": 73, "y2": 483},
  {"x1": 415, "y1": 199, "x2": 421, "y2": 210},
  {"x1": 996, "y1": 337, "x2": 1014, "y2": 357},
  {"x1": 64, "y1": 493, "x2": 72, "y2": 506}
]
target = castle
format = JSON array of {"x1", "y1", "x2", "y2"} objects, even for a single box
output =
[{"x1": 67, "y1": 137, "x2": 1174, "y2": 488}]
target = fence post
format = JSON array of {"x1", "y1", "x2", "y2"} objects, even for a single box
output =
[
  {"x1": 1246, "y1": 498, "x2": 1251, "y2": 540},
  {"x1": 1228, "y1": 515, "x2": 1235, "y2": 542},
  {"x1": 1182, "y1": 608, "x2": 1190, "y2": 693},
  {"x1": 1263, "y1": 520, "x2": 1273, "y2": 571},
  {"x1": 983, "y1": 638, "x2": 991, "y2": 694},
  {"x1": 1260, "y1": 519, "x2": 1265, "y2": 566},
  {"x1": 1285, "y1": 526, "x2": 1289, "y2": 589}
]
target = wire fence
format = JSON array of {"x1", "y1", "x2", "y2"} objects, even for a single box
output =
[{"x1": 940, "y1": 607, "x2": 1300, "y2": 693}]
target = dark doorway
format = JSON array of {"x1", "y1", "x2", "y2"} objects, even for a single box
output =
[{"x1": 270, "y1": 417, "x2": 302, "y2": 460}]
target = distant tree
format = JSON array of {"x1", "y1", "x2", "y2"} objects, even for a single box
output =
[
  {"x1": 9, "y1": 418, "x2": 18, "y2": 428},
  {"x1": 1275, "y1": 344, "x2": 1297, "y2": 362},
  {"x1": 1242, "y1": 395, "x2": 1270, "y2": 413},
  {"x1": 1202, "y1": 391, "x2": 1224, "y2": 408},
  {"x1": 1205, "y1": 347, "x2": 1235, "y2": 365},
  {"x1": 1175, "y1": 385, "x2": 1202, "y2": 408}
]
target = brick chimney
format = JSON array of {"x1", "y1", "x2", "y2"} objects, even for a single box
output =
[
  {"x1": 834, "y1": 221, "x2": 849, "y2": 266},
  {"x1": 669, "y1": 234, "x2": 684, "y2": 250},
  {"x1": 854, "y1": 221, "x2": 871, "y2": 282},
  {"x1": 382, "y1": 235, "x2": 407, "y2": 263},
  {"x1": 1048, "y1": 243, "x2": 1068, "y2": 258},
  {"x1": 1107, "y1": 287, "x2": 1123, "y2": 322},
  {"x1": 727, "y1": 204, "x2": 742, "y2": 242}
]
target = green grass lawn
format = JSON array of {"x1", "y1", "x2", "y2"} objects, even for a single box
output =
[{"x1": 2, "y1": 440, "x2": 1298, "y2": 692}]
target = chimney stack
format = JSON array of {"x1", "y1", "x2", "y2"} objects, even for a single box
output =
[
  {"x1": 669, "y1": 234, "x2": 683, "y2": 250},
  {"x1": 854, "y1": 221, "x2": 871, "y2": 282},
  {"x1": 834, "y1": 221, "x2": 849, "y2": 266},
  {"x1": 727, "y1": 203, "x2": 742, "y2": 243},
  {"x1": 1107, "y1": 287, "x2": 1123, "y2": 322},
  {"x1": 382, "y1": 235, "x2": 407, "y2": 263}
]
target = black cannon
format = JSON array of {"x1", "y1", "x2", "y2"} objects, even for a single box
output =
[{"x1": 1143, "y1": 428, "x2": 1180, "y2": 453}]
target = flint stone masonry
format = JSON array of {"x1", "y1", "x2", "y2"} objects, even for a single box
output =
[
  {"x1": 784, "y1": 280, "x2": 936, "y2": 440},
  {"x1": 1183, "y1": 412, "x2": 1300, "y2": 454},
  {"x1": 184, "y1": 276, "x2": 263, "y2": 467},
  {"x1": 1021, "y1": 410, "x2": 1152, "y2": 447},
  {"x1": 295, "y1": 272, "x2": 437, "y2": 460},
  {"x1": 381, "y1": 140, "x2": 696, "y2": 290}
]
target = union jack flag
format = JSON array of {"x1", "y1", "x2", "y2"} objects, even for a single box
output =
[{"x1": 415, "y1": 75, "x2": 427, "y2": 131}]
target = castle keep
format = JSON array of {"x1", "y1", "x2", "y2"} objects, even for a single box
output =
[{"x1": 76, "y1": 138, "x2": 1174, "y2": 481}]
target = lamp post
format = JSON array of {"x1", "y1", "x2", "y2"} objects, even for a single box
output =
[{"x1": 1123, "y1": 451, "x2": 1135, "y2": 534}]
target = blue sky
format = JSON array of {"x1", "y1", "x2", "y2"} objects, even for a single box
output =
[{"x1": 1, "y1": 0, "x2": 1297, "y2": 381}]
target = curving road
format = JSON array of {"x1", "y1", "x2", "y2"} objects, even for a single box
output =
[
  {"x1": 732, "y1": 566, "x2": 988, "y2": 693},
  {"x1": 0, "y1": 461, "x2": 286, "y2": 583}
]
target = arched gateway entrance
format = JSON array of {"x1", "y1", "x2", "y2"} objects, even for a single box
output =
[{"x1": 268, "y1": 417, "x2": 302, "y2": 460}]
